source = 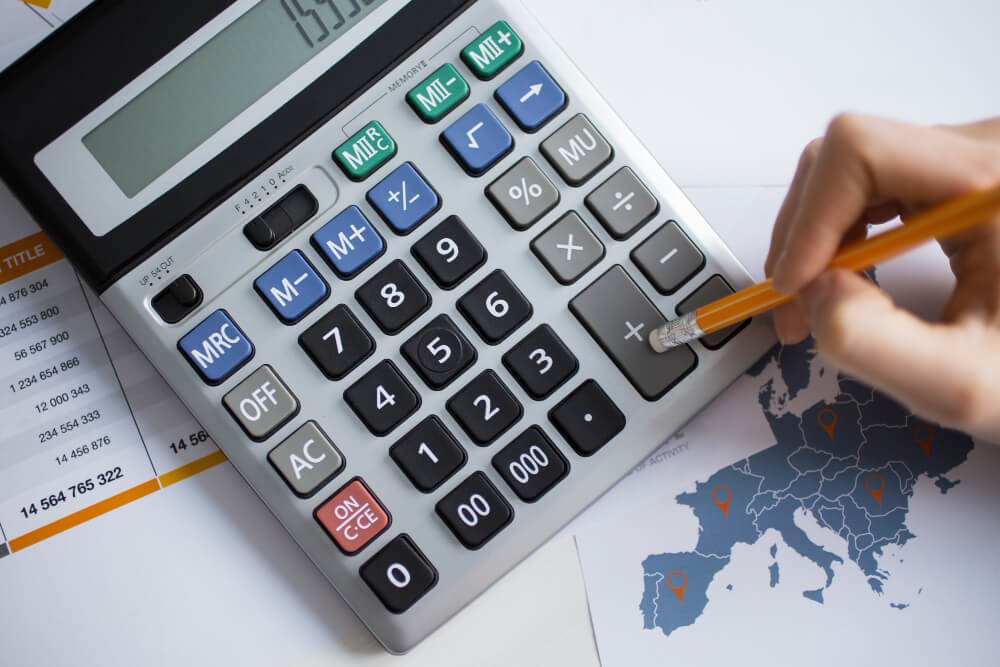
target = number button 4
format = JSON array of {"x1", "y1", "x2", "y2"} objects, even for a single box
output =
[
  {"x1": 344, "y1": 360, "x2": 420, "y2": 436},
  {"x1": 457, "y1": 269, "x2": 532, "y2": 344},
  {"x1": 502, "y1": 324, "x2": 578, "y2": 399},
  {"x1": 447, "y1": 370, "x2": 522, "y2": 445},
  {"x1": 299, "y1": 305, "x2": 374, "y2": 380},
  {"x1": 411, "y1": 215, "x2": 487, "y2": 289},
  {"x1": 390, "y1": 416, "x2": 466, "y2": 492},
  {"x1": 435, "y1": 472, "x2": 513, "y2": 549},
  {"x1": 355, "y1": 259, "x2": 431, "y2": 334},
  {"x1": 492, "y1": 426, "x2": 569, "y2": 502},
  {"x1": 401, "y1": 314, "x2": 477, "y2": 389}
]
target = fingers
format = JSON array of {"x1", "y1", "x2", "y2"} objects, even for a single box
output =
[{"x1": 765, "y1": 138, "x2": 822, "y2": 278}]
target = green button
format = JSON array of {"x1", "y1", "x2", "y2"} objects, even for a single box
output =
[
  {"x1": 333, "y1": 121, "x2": 397, "y2": 181},
  {"x1": 406, "y1": 63, "x2": 470, "y2": 123},
  {"x1": 461, "y1": 20, "x2": 523, "y2": 80}
]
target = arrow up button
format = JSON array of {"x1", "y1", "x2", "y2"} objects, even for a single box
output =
[{"x1": 495, "y1": 60, "x2": 567, "y2": 133}]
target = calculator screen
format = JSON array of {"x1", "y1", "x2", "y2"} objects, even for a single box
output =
[{"x1": 82, "y1": 0, "x2": 393, "y2": 198}]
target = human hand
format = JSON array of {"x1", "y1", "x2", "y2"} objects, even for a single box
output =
[{"x1": 765, "y1": 114, "x2": 1000, "y2": 443}]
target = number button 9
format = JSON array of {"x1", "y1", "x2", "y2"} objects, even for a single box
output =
[{"x1": 411, "y1": 215, "x2": 487, "y2": 289}]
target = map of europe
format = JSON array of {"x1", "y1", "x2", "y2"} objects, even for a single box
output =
[{"x1": 639, "y1": 337, "x2": 975, "y2": 636}]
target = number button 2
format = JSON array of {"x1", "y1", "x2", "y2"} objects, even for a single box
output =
[
  {"x1": 298, "y1": 305, "x2": 374, "y2": 380},
  {"x1": 390, "y1": 416, "x2": 466, "y2": 492},
  {"x1": 457, "y1": 269, "x2": 532, "y2": 344},
  {"x1": 446, "y1": 370, "x2": 522, "y2": 445},
  {"x1": 411, "y1": 215, "x2": 487, "y2": 289},
  {"x1": 435, "y1": 472, "x2": 513, "y2": 549},
  {"x1": 502, "y1": 324, "x2": 578, "y2": 399},
  {"x1": 401, "y1": 314, "x2": 477, "y2": 389},
  {"x1": 344, "y1": 360, "x2": 420, "y2": 436},
  {"x1": 355, "y1": 259, "x2": 430, "y2": 334}
]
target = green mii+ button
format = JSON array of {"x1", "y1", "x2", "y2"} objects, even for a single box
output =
[
  {"x1": 461, "y1": 20, "x2": 523, "y2": 80},
  {"x1": 406, "y1": 63, "x2": 469, "y2": 123},
  {"x1": 333, "y1": 120, "x2": 397, "y2": 181}
]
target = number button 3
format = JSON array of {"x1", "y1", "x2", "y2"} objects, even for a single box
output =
[
  {"x1": 344, "y1": 360, "x2": 420, "y2": 436},
  {"x1": 502, "y1": 324, "x2": 578, "y2": 399},
  {"x1": 411, "y1": 215, "x2": 487, "y2": 289},
  {"x1": 356, "y1": 259, "x2": 430, "y2": 334},
  {"x1": 457, "y1": 269, "x2": 532, "y2": 344},
  {"x1": 401, "y1": 314, "x2": 477, "y2": 389},
  {"x1": 390, "y1": 416, "x2": 466, "y2": 492},
  {"x1": 447, "y1": 370, "x2": 522, "y2": 445},
  {"x1": 435, "y1": 472, "x2": 513, "y2": 549}
]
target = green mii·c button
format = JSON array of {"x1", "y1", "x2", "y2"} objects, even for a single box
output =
[
  {"x1": 406, "y1": 63, "x2": 470, "y2": 123},
  {"x1": 333, "y1": 120, "x2": 397, "y2": 181}
]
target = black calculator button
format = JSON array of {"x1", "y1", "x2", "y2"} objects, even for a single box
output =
[
  {"x1": 401, "y1": 314, "x2": 476, "y2": 390},
  {"x1": 457, "y1": 269, "x2": 532, "y2": 344},
  {"x1": 447, "y1": 370, "x2": 522, "y2": 445},
  {"x1": 299, "y1": 305, "x2": 374, "y2": 380},
  {"x1": 355, "y1": 260, "x2": 431, "y2": 335},
  {"x1": 549, "y1": 380, "x2": 625, "y2": 456},
  {"x1": 390, "y1": 416, "x2": 466, "y2": 492},
  {"x1": 676, "y1": 275, "x2": 750, "y2": 349},
  {"x1": 243, "y1": 185, "x2": 317, "y2": 250},
  {"x1": 344, "y1": 360, "x2": 420, "y2": 436},
  {"x1": 361, "y1": 534, "x2": 438, "y2": 613},
  {"x1": 631, "y1": 221, "x2": 705, "y2": 295},
  {"x1": 492, "y1": 426, "x2": 569, "y2": 502},
  {"x1": 502, "y1": 324, "x2": 578, "y2": 400},
  {"x1": 435, "y1": 472, "x2": 513, "y2": 549},
  {"x1": 152, "y1": 274, "x2": 202, "y2": 324},
  {"x1": 411, "y1": 215, "x2": 487, "y2": 289}
]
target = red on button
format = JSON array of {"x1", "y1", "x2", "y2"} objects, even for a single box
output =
[{"x1": 315, "y1": 478, "x2": 390, "y2": 554}]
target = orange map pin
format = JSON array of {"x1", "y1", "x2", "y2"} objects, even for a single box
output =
[
  {"x1": 666, "y1": 571, "x2": 687, "y2": 603},
  {"x1": 712, "y1": 485, "x2": 731, "y2": 518},
  {"x1": 913, "y1": 425, "x2": 933, "y2": 455},
  {"x1": 817, "y1": 408, "x2": 837, "y2": 439},
  {"x1": 865, "y1": 473, "x2": 885, "y2": 505}
]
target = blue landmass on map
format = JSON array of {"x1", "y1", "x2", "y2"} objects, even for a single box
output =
[{"x1": 640, "y1": 337, "x2": 975, "y2": 637}]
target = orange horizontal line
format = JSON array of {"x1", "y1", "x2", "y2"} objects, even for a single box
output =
[
  {"x1": 9, "y1": 478, "x2": 160, "y2": 552},
  {"x1": 158, "y1": 450, "x2": 228, "y2": 488}
]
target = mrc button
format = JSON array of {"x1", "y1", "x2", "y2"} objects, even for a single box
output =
[
  {"x1": 178, "y1": 309, "x2": 253, "y2": 384},
  {"x1": 222, "y1": 365, "x2": 299, "y2": 441},
  {"x1": 315, "y1": 478, "x2": 391, "y2": 555}
]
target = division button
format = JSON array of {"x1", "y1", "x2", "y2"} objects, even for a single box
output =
[
  {"x1": 495, "y1": 60, "x2": 567, "y2": 132},
  {"x1": 457, "y1": 269, "x2": 532, "y2": 344},
  {"x1": 333, "y1": 120, "x2": 396, "y2": 181},
  {"x1": 411, "y1": 215, "x2": 487, "y2": 289},
  {"x1": 390, "y1": 416, "x2": 466, "y2": 492},
  {"x1": 222, "y1": 365, "x2": 299, "y2": 441},
  {"x1": 530, "y1": 211, "x2": 605, "y2": 284},
  {"x1": 631, "y1": 221, "x2": 705, "y2": 295},
  {"x1": 492, "y1": 426, "x2": 569, "y2": 502},
  {"x1": 406, "y1": 62, "x2": 469, "y2": 123},
  {"x1": 401, "y1": 314, "x2": 477, "y2": 390},
  {"x1": 315, "y1": 478, "x2": 391, "y2": 555},
  {"x1": 361, "y1": 535, "x2": 438, "y2": 613},
  {"x1": 253, "y1": 250, "x2": 328, "y2": 324},
  {"x1": 152, "y1": 274, "x2": 202, "y2": 324},
  {"x1": 344, "y1": 360, "x2": 420, "y2": 436},
  {"x1": 447, "y1": 370, "x2": 523, "y2": 445},
  {"x1": 675, "y1": 275, "x2": 750, "y2": 349},
  {"x1": 502, "y1": 324, "x2": 578, "y2": 400},
  {"x1": 441, "y1": 103, "x2": 513, "y2": 176},
  {"x1": 178, "y1": 309, "x2": 253, "y2": 385},
  {"x1": 311, "y1": 205, "x2": 385, "y2": 279},
  {"x1": 540, "y1": 114, "x2": 613, "y2": 186},
  {"x1": 367, "y1": 162, "x2": 441, "y2": 234},
  {"x1": 486, "y1": 156, "x2": 560, "y2": 230},
  {"x1": 585, "y1": 167, "x2": 659, "y2": 240},
  {"x1": 569, "y1": 265, "x2": 697, "y2": 400},
  {"x1": 435, "y1": 472, "x2": 513, "y2": 549},
  {"x1": 268, "y1": 421, "x2": 344, "y2": 498},
  {"x1": 355, "y1": 259, "x2": 431, "y2": 335},
  {"x1": 299, "y1": 305, "x2": 374, "y2": 380},
  {"x1": 548, "y1": 380, "x2": 625, "y2": 456},
  {"x1": 461, "y1": 20, "x2": 523, "y2": 80}
]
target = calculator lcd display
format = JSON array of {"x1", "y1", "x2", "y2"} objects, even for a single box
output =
[{"x1": 82, "y1": 0, "x2": 391, "y2": 198}]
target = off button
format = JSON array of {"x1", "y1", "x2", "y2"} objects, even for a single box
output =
[{"x1": 222, "y1": 365, "x2": 299, "y2": 441}]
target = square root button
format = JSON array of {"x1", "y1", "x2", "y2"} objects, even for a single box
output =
[
  {"x1": 441, "y1": 103, "x2": 513, "y2": 176},
  {"x1": 315, "y1": 478, "x2": 391, "y2": 555}
]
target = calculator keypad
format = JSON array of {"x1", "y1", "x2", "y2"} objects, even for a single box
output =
[
  {"x1": 410, "y1": 215, "x2": 487, "y2": 289},
  {"x1": 457, "y1": 269, "x2": 532, "y2": 344},
  {"x1": 390, "y1": 416, "x2": 466, "y2": 493},
  {"x1": 298, "y1": 305, "x2": 374, "y2": 381},
  {"x1": 447, "y1": 370, "x2": 523, "y2": 445},
  {"x1": 344, "y1": 360, "x2": 421, "y2": 436},
  {"x1": 435, "y1": 472, "x2": 513, "y2": 549},
  {"x1": 401, "y1": 314, "x2": 477, "y2": 390},
  {"x1": 355, "y1": 260, "x2": 431, "y2": 335},
  {"x1": 361, "y1": 535, "x2": 438, "y2": 613}
]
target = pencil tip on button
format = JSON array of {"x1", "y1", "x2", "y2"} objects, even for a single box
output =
[
  {"x1": 649, "y1": 312, "x2": 704, "y2": 353},
  {"x1": 649, "y1": 328, "x2": 670, "y2": 353}
]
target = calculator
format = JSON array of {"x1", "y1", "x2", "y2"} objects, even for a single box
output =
[{"x1": 0, "y1": 0, "x2": 774, "y2": 653}]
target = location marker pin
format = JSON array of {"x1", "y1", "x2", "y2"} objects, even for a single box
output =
[
  {"x1": 817, "y1": 408, "x2": 837, "y2": 439},
  {"x1": 865, "y1": 473, "x2": 885, "y2": 506},
  {"x1": 666, "y1": 571, "x2": 687, "y2": 603},
  {"x1": 712, "y1": 485, "x2": 731, "y2": 518},
  {"x1": 913, "y1": 425, "x2": 933, "y2": 455}
]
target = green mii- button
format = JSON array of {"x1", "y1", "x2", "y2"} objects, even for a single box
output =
[
  {"x1": 333, "y1": 120, "x2": 397, "y2": 181},
  {"x1": 406, "y1": 63, "x2": 470, "y2": 123},
  {"x1": 461, "y1": 20, "x2": 523, "y2": 80}
]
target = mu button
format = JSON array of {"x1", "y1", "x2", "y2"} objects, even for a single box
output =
[{"x1": 315, "y1": 478, "x2": 391, "y2": 555}]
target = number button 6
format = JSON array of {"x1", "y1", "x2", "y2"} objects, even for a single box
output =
[{"x1": 458, "y1": 269, "x2": 532, "y2": 344}]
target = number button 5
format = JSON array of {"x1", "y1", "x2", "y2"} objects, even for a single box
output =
[
  {"x1": 402, "y1": 314, "x2": 477, "y2": 389},
  {"x1": 390, "y1": 416, "x2": 466, "y2": 492},
  {"x1": 344, "y1": 360, "x2": 421, "y2": 436},
  {"x1": 457, "y1": 269, "x2": 532, "y2": 344},
  {"x1": 502, "y1": 324, "x2": 578, "y2": 399},
  {"x1": 411, "y1": 215, "x2": 487, "y2": 289},
  {"x1": 356, "y1": 260, "x2": 430, "y2": 334},
  {"x1": 447, "y1": 370, "x2": 523, "y2": 445}
]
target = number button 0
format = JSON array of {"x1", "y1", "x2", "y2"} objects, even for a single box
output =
[
  {"x1": 446, "y1": 370, "x2": 522, "y2": 445},
  {"x1": 502, "y1": 324, "x2": 578, "y2": 399},
  {"x1": 360, "y1": 535, "x2": 438, "y2": 613},
  {"x1": 355, "y1": 259, "x2": 431, "y2": 334},
  {"x1": 344, "y1": 360, "x2": 420, "y2": 436},
  {"x1": 435, "y1": 472, "x2": 513, "y2": 549},
  {"x1": 401, "y1": 314, "x2": 477, "y2": 389},
  {"x1": 411, "y1": 215, "x2": 487, "y2": 289},
  {"x1": 492, "y1": 426, "x2": 569, "y2": 502},
  {"x1": 457, "y1": 269, "x2": 532, "y2": 344},
  {"x1": 298, "y1": 305, "x2": 374, "y2": 380},
  {"x1": 390, "y1": 416, "x2": 466, "y2": 492}
]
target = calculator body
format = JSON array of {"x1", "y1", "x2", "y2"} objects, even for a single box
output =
[{"x1": 0, "y1": 0, "x2": 775, "y2": 653}]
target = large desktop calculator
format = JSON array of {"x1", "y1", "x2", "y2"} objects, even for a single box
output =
[{"x1": 0, "y1": 0, "x2": 774, "y2": 652}]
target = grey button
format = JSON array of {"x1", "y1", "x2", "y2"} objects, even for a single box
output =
[
  {"x1": 631, "y1": 221, "x2": 705, "y2": 294},
  {"x1": 570, "y1": 265, "x2": 696, "y2": 400},
  {"x1": 540, "y1": 114, "x2": 613, "y2": 186},
  {"x1": 223, "y1": 365, "x2": 299, "y2": 441},
  {"x1": 268, "y1": 421, "x2": 343, "y2": 497},
  {"x1": 530, "y1": 211, "x2": 605, "y2": 284},
  {"x1": 676, "y1": 275, "x2": 750, "y2": 350},
  {"x1": 585, "y1": 167, "x2": 658, "y2": 239},
  {"x1": 486, "y1": 157, "x2": 560, "y2": 230}
]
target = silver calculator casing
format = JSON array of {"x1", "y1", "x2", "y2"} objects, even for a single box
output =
[{"x1": 95, "y1": 0, "x2": 775, "y2": 653}]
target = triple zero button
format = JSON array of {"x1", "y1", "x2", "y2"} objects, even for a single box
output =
[{"x1": 223, "y1": 365, "x2": 299, "y2": 441}]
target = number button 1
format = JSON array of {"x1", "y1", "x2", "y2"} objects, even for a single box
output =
[
  {"x1": 344, "y1": 360, "x2": 421, "y2": 436},
  {"x1": 401, "y1": 314, "x2": 477, "y2": 389},
  {"x1": 435, "y1": 472, "x2": 513, "y2": 549},
  {"x1": 446, "y1": 370, "x2": 523, "y2": 445},
  {"x1": 298, "y1": 305, "x2": 374, "y2": 380},
  {"x1": 411, "y1": 215, "x2": 487, "y2": 289},
  {"x1": 355, "y1": 259, "x2": 431, "y2": 335},
  {"x1": 390, "y1": 416, "x2": 466, "y2": 492},
  {"x1": 457, "y1": 269, "x2": 532, "y2": 344},
  {"x1": 502, "y1": 324, "x2": 578, "y2": 399}
]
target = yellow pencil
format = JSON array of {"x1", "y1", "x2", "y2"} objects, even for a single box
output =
[{"x1": 649, "y1": 182, "x2": 1000, "y2": 352}]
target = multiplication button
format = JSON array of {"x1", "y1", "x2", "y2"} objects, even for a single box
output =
[
  {"x1": 585, "y1": 167, "x2": 659, "y2": 240},
  {"x1": 222, "y1": 365, "x2": 299, "y2": 441},
  {"x1": 436, "y1": 472, "x2": 513, "y2": 549},
  {"x1": 299, "y1": 305, "x2": 374, "y2": 380},
  {"x1": 631, "y1": 221, "x2": 705, "y2": 295},
  {"x1": 530, "y1": 211, "x2": 605, "y2": 285},
  {"x1": 361, "y1": 535, "x2": 438, "y2": 613},
  {"x1": 486, "y1": 157, "x2": 560, "y2": 230}
]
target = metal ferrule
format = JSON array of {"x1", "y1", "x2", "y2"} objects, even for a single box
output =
[{"x1": 648, "y1": 312, "x2": 704, "y2": 352}]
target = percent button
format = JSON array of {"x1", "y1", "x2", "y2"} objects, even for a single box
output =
[{"x1": 486, "y1": 157, "x2": 560, "y2": 230}]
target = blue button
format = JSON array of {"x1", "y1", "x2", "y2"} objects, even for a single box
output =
[
  {"x1": 366, "y1": 162, "x2": 440, "y2": 234},
  {"x1": 254, "y1": 250, "x2": 328, "y2": 323},
  {"x1": 495, "y1": 61, "x2": 566, "y2": 132},
  {"x1": 441, "y1": 103, "x2": 513, "y2": 175},
  {"x1": 311, "y1": 206, "x2": 385, "y2": 278},
  {"x1": 179, "y1": 310, "x2": 254, "y2": 385}
]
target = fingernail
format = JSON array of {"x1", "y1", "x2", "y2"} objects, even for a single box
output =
[{"x1": 799, "y1": 272, "x2": 834, "y2": 327}]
